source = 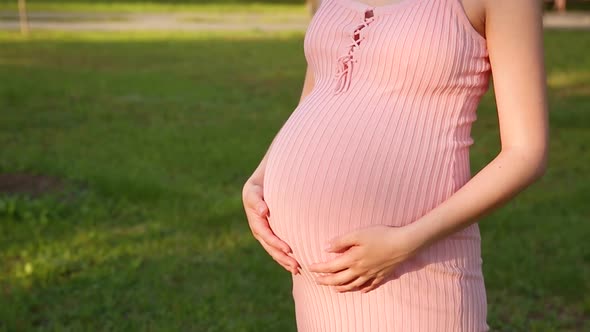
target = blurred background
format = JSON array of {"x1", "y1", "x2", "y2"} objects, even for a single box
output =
[{"x1": 0, "y1": 0, "x2": 589, "y2": 331}]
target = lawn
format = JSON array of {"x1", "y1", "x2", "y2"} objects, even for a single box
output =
[
  {"x1": 1, "y1": 0, "x2": 588, "y2": 13},
  {"x1": 0, "y1": 28, "x2": 589, "y2": 331},
  {"x1": 0, "y1": 0, "x2": 306, "y2": 13}
]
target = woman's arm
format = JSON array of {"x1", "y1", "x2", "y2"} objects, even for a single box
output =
[
  {"x1": 243, "y1": 64, "x2": 317, "y2": 275},
  {"x1": 307, "y1": 0, "x2": 549, "y2": 293},
  {"x1": 299, "y1": 64, "x2": 316, "y2": 104},
  {"x1": 404, "y1": 0, "x2": 549, "y2": 250}
]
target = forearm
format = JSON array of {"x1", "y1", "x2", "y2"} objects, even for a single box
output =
[
  {"x1": 404, "y1": 146, "x2": 547, "y2": 251},
  {"x1": 248, "y1": 147, "x2": 272, "y2": 185}
]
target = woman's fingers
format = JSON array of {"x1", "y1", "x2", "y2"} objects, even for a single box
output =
[
  {"x1": 252, "y1": 215, "x2": 292, "y2": 254},
  {"x1": 315, "y1": 268, "x2": 358, "y2": 286},
  {"x1": 356, "y1": 276, "x2": 376, "y2": 291},
  {"x1": 359, "y1": 275, "x2": 385, "y2": 293},
  {"x1": 308, "y1": 253, "x2": 352, "y2": 273},
  {"x1": 335, "y1": 275, "x2": 370, "y2": 293},
  {"x1": 243, "y1": 181, "x2": 268, "y2": 216},
  {"x1": 258, "y1": 237, "x2": 299, "y2": 274},
  {"x1": 243, "y1": 184, "x2": 292, "y2": 254},
  {"x1": 258, "y1": 233, "x2": 300, "y2": 268},
  {"x1": 243, "y1": 180, "x2": 300, "y2": 273}
]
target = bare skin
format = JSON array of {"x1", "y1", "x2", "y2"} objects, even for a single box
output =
[{"x1": 243, "y1": 0, "x2": 549, "y2": 291}]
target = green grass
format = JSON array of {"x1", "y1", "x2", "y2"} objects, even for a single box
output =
[
  {"x1": 0, "y1": 1, "x2": 306, "y2": 13},
  {"x1": 0, "y1": 0, "x2": 587, "y2": 13},
  {"x1": 0, "y1": 14, "x2": 129, "y2": 22},
  {"x1": 0, "y1": 28, "x2": 589, "y2": 331}
]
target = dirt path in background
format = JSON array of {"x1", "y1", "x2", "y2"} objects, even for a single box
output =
[
  {"x1": 0, "y1": 11, "x2": 310, "y2": 31},
  {"x1": 0, "y1": 10, "x2": 589, "y2": 32}
]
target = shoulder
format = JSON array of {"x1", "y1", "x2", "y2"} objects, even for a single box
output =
[
  {"x1": 481, "y1": 0, "x2": 545, "y2": 45},
  {"x1": 455, "y1": 0, "x2": 541, "y2": 42}
]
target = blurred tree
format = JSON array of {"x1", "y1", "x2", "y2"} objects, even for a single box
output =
[{"x1": 18, "y1": 0, "x2": 29, "y2": 34}]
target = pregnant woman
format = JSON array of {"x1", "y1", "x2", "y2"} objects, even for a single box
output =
[{"x1": 242, "y1": 0, "x2": 548, "y2": 330}]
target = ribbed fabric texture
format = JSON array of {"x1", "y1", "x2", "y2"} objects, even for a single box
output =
[{"x1": 263, "y1": 0, "x2": 491, "y2": 330}]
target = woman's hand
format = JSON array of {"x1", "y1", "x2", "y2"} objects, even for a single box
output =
[
  {"x1": 242, "y1": 178, "x2": 301, "y2": 275},
  {"x1": 308, "y1": 225, "x2": 421, "y2": 293}
]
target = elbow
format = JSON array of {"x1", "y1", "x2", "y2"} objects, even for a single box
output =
[
  {"x1": 532, "y1": 142, "x2": 549, "y2": 181},
  {"x1": 532, "y1": 154, "x2": 547, "y2": 181},
  {"x1": 525, "y1": 148, "x2": 548, "y2": 183},
  {"x1": 502, "y1": 144, "x2": 548, "y2": 183}
]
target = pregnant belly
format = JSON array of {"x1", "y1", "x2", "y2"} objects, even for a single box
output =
[{"x1": 262, "y1": 104, "x2": 461, "y2": 267}]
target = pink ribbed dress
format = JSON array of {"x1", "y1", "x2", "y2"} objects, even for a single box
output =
[{"x1": 263, "y1": 0, "x2": 491, "y2": 330}]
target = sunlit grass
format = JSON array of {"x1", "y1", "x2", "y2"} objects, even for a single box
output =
[
  {"x1": 0, "y1": 1, "x2": 306, "y2": 13},
  {"x1": 0, "y1": 28, "x2": 589, "y2": 331},
  {"x1": 0, "y1": 14, "x2": 130, "y2": 22}
]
